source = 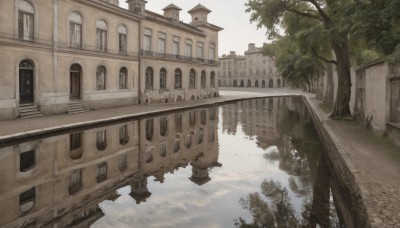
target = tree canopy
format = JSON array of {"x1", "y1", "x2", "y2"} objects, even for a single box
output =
[{"x1": 246, "y1": 0, "x2": 399, "y2": 118}]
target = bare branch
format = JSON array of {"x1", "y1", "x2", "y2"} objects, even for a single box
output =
[
  {"x1": 307, "y1": 0, "x2": 333, "y2": 25},
  {"x1": 285, "y1": 7, "x2": 323, "y2": 22},
  {"x1": 312, "y1": 48, "x2": 337, "y2": 65}
]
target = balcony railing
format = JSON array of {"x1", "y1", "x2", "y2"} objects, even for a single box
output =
[{"x1": 140, "y1": 50, "x2": 218, "y2": 65}]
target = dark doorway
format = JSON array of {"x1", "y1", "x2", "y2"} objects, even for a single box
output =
[
  {"x1": 247, "y1": 80, "x2": 251, "y2": 87},
  {"x1": 70, "y1": 64, "x2": 82, "y2": 100},
  {"x1": 268, "y1": 79, "x2": 274, "y2": 88},
  {"x1": 255, "y1": 80, "x2": 259, "y2": 87},
  {"x1": 262, "y1": 80, "x2": 265, "y2": 88},
  {"x1": 19, "y1": 60, "x2": 34, "y2": 104},
  {"x1": 240, "y1": 80, "x2": 244, "y2": 87}
]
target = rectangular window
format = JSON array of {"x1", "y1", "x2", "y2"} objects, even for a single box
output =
[
  {"x1": 119, "y1": 34, "x2": 126, "y2": 54},
  {"x1": 96, "y1": 162, "x2": 107, "y2": 183},
  {"x1": 70, "y1": 23, "x2": 82, "y2": 48},
  {"x1": 173, "y1": 36, "x2": 180, "y2": 58},
  {"x1": 18, "y1": 11, "x2": 34, "y2": 41},
  {"x1": 158, "y1": 33, "x2": 166, "y2": 54},
  {"x1": 175, "y1": 114, "x2": 182, "y2": 133},
  {"x1": 185, "y1": 40, "x2": 192, "y2": 58},
  {"x1": 209, "y1": 43, "x2": 215, "y2": 61},
  {"x1": 96, "y1": 29, "x2": 107, "y2": 52},
  {"x1": 197, "y1": 42, "x2": 204, "y2": 59},
  {"x1": 144, "y1": 29, "x2": 152, "y2": 51}
]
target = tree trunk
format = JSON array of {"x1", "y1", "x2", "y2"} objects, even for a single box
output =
[
  {"x1": 329, "y1": 39, "x2": 352, "y2": 118},
  {"x1": 323, "y1": 62, "x2": 334, "y2": 106}
]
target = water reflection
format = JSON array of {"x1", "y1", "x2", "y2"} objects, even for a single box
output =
[{"x1": 0, "y1": 97, "x2": 345, "y2": 227}]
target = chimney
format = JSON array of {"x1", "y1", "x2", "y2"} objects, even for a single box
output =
[
  {"x1": 126, "y1": 0, "x2": 147, "y2": 15},
  {"x1": 162, "y1": 4, "x2": 182, "y2": 21},
  {"x1": 248, "y1": 43, "x2": 255, "y2": 50}
]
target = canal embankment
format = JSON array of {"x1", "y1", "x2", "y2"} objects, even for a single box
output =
[{"x1": 0, "y1": 88, "x2": 399, "y2": 227}]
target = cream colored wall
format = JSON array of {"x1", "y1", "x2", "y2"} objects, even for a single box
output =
[
  {"x1": 0, "y1": 0, "x2": 141, "y2": 119},
  {"x1": 58, "y1": 0, "x2": 139, "y2": 54},
  {"x1": 364, "y1": 63, "x2": 389, "y2": 131}
]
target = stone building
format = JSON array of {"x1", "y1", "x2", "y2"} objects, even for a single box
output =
[
  {"x1": 135, "y1": 2, "x2": 222, "y2": 104},
  {"x1": 0, "y1": 107, "x2": 220, "y2": 227},
  {"x1": 0, "y1": 0, "x2": 222, "y2": 120},
  {"x1": 217, "y1": 43, "x2": 284, "y2": 88},
  {"x1": 353, "y1": 59, "x2": 400, "y2": 142}
]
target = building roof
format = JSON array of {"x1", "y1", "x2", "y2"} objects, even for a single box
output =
[
  {"x1": 188, "y1": 4, "x2": 211, "y2": 14},
  {"x1": 162, "y1": 3, "x2": 182, "y2": 11}
]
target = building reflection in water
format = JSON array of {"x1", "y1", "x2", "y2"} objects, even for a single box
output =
[
  {"x1": 0, "y1": 97, "x2": 345, "y2": 227},
  {"x1": 0, "y1": 106, "x2": 220, "y2": 227}
]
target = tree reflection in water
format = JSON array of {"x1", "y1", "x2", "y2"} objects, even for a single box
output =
[{"x1": 235, "y1": 97, "x2": 344, "y2": 228}]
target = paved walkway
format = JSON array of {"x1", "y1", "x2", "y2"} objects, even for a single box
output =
[
  {"x1": 310, "y1": 98, "x2": 400, "y2": 227},
  {"x1": 1, "y1": 88, "x2": 399, "y2": 226}
]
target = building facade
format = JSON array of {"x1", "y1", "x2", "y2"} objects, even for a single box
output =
[
  {"x1": 0, "y1": 0, "x2": 221, "y2": 120},
  {"x1": 217, "y1": 43, "x2": 284, "y2": 88}
]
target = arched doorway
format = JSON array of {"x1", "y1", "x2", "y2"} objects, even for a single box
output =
[
  {"x1": 247, "y1": 80, "x2": 251, "y2": 87},
  {"x1": 19, "y1": 60, "x2": 35, "y2": 104},
  {"x1": 268, "y1": 79, "x2": 274, "y2": 88},
  {"x1": 70, "y1": 64, "x2": 82, "y2": 100},
  {"x1": 240, "y1": 80, "x2": 244, "y2": 87},
  {"x1": 255, "y1": 80, "x2": 259, "y2": 87},
  {"x1": 277, "y1": 79, "x2": 281, "y2": 88},
  {"x1": 262, "y1": 80, "x2": 265, "y2": 88},
  {"x1": 233, "y1": 80, "x2": 237, "y2": 87}
]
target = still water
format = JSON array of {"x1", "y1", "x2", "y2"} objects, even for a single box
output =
[{"x1": 0, "y1": 97, "x2": 344, "y2": 227}]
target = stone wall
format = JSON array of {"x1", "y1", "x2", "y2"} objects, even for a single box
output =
[{"x1": 302, "y1": 95, "x2": 381, "y2": 228}]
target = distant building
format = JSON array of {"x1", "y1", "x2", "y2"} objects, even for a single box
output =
[
  {"x1": 0, "y1": 0, "x2": 222, "y2": 120},
  {"x1": 217, "y1": 43, "x2": 284, "y2": 88}
]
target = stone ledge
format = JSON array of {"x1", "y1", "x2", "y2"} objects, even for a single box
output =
[{"x1": 303, "y1": 95, "x2": 382, "y2": 228}]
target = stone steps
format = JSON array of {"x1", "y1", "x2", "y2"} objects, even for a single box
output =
[
  {"x1": 19, "y1": 104, "x2": 43, "y2": 119},
  {"x1": 67, "y1": 102, "x2": 90, "y2": 114}
]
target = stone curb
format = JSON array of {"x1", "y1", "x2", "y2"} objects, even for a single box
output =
[
  {"x1": 0, "y1": 94, "x2": 297, "y2": 147},
  {"x1": 302, "y1": 95, "x2": 382, "y2": 228}
]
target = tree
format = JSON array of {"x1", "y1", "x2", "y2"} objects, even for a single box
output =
[
  {"x1": 263, "y1": 36, "x2": 325, "y2": 91},
  {"x1": 246, "y1": 0, "x2": 354, "y2": 118}
]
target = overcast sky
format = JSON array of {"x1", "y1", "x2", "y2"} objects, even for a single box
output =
[{"x1": 119, "y1": 0, "x2": 269, "y2": 56}]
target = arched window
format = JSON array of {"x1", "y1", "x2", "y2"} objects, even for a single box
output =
[
  {"x1": 17, "y1": 0, "x2": 34, "y2": 41},
  {"x1": 96, "y1": 19, "x2": 107, "y2": 52},
  {"x1": 118, "y1": 25, "x2": 127, "y2": 54},
  {"x1": 119, "y1": 125, "x2": 129, "y2": 145},
  {"x1": 189, "y1": 69, "x2": 196, "y2": 89},
  {"x1": 69, "y1": 12, "x2": 82, "y2": 48},
  {"x1": 119, "y1": 67, "x2": 128, "y2": 89},
  {"x1": 19, "y1": 59, "x2": 35, "y2": 104},
  {"x1": 19, "y1": 187, "x2": 35, "y2": 212},
  {"x1": 174, "y1": 68, "x2": 182, "y2": 89},
  {"x1": 96, "y1": 65, "x2": 106, "y2": 90},
  {"x1": 210, "y1": 71, "x2": 216, "y2": 87},
  {"x1": 160, "y1": 68, "x2": 167, "y2": 89},
  {"x1": 69, "y1": 132, "x2": 82, "y2": 160},
  {"x1": 268, "y1": 79, "x2": 274, "y2": 88},
  {"x1": 96, "y1": 130, "x2": 107, "y2": 151},
  {"x1": 145, "y1": 67, "x2": 153, "y2": 89},
  {"x1": 201, "y1": 70, "x2": 206, "y2": 88},
  {"x1": 145, "y1": 119, "x2": 154, "y2": 141},
  {"x1": 160, "y1": 117, "x2": 168, "y2": 136}
]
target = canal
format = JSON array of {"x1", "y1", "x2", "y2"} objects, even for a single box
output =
[{"x1": 0, "y1": 97, "x2": 345, "y2": 227}]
